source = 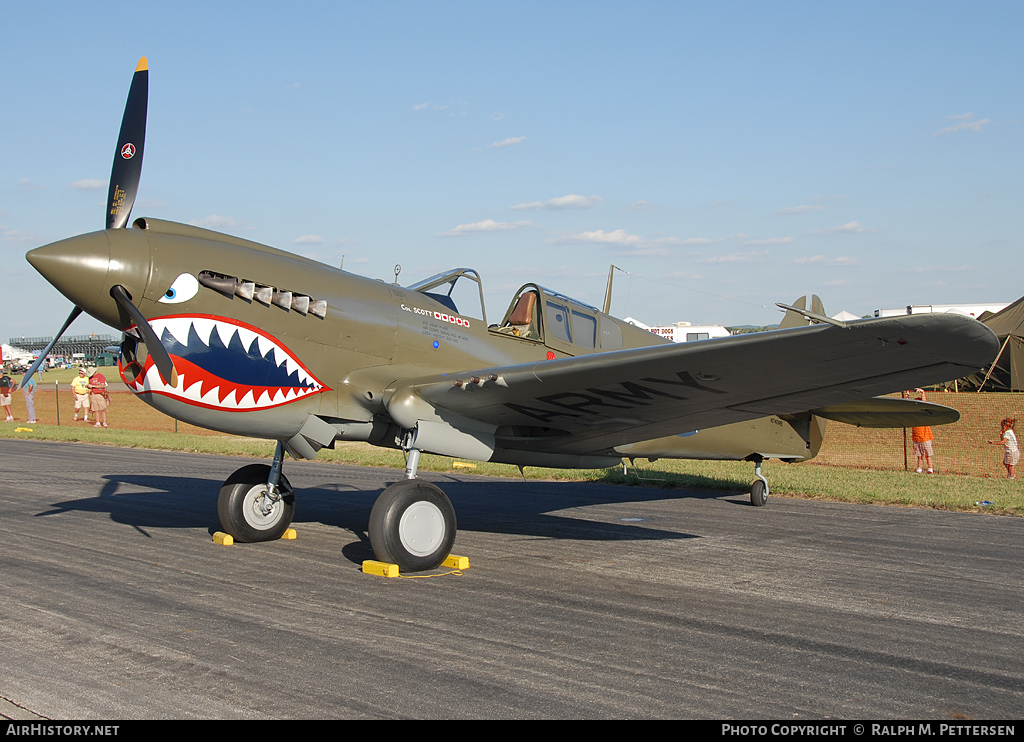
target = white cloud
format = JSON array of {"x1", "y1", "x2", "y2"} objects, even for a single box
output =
[
  {"x1": 511, "y1": 194, "x2": 603, "y2": 211},
  {"x1": 811, "y1": 221, "x2": 875, "y2": 235},
  {"x1": 18, "y1": 178, "x2": 45, "y2": 191},
  {"x1": 777, "y1": 204, "x2": 824, "y2": 215},
  {"x1": 556, "y1": 229, "x2": 640, "y2": 246},
  {"x1": 294, "y1": 234, "x2": 326, "y2": 245},
  {"x1": 792, "y1": 255, "x2": 860, "y2": 266},
  {"x1": 933, "y1": 113, "x2": 991, "y2": 135},
  {"x1": 553, "y1": 229, "x2": 714, "y2": 249},
  {"x1": 551, "y1": 229, "x2": 718, "y2": 257},
  {"x1": 0, "y1": 225, "x2": 41, "y2": 243},
  {"x1": 439, "y1": 219, "x2": 533, "y2": 236},
  {"x1": 70, "y1": 179, "x2": 106, "y2": 190},
  {"x1": 191, "y1": 215, "x2": 239, "y2": 229},
  {"x1": 414, "y1": 101, "x2": 467, "y2": 115},
  {"x1": 622, "y1": 200, "x2": 652, "y2": 212},
  {"x1": 488, "y1": 136, "x2": 525, "y2": 148},
  {"x1": 670, "y1": 237, "x2": 718, "y2": 246},
  {"x1": 743, "y1": 237, "x2": 794, "y2": 246},
  {"x1": 698, "y1": 250, "x2": 769, "y2": 264}
]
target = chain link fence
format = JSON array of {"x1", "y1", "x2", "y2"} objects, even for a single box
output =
[{"x1": 809, "y1": 392, "x2": 1022, "y2": 478}]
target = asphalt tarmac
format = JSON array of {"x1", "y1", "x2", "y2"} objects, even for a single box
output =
[{"x1": 1, "y1": 439, "x2": 1021, "y2": 719}]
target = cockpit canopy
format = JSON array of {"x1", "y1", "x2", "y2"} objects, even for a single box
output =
[
  {"x1": 407, "y1": 270, "x2": 664, "y2": 355},
  {"x1": 406, "y1": 268, "x2": 487, "y2": 324},
  {"x1": 494, "y1": 284, "x2": 633, "y2": 353}
]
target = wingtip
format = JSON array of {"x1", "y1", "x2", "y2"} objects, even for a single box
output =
[{"x1": 136, "y1": 57, "x2": 148, "y2": 72}]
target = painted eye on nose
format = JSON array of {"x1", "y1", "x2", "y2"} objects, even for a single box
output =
[{"x1": 158, "y1": 273, "x2": 200, "y2": 304}]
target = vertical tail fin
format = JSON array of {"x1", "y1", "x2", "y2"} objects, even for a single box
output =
[{"x1": 778, "y1": 294, "x2": 826, "y2": 329}]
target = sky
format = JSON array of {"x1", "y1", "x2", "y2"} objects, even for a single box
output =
[{"x1": 2, "y1": 1, "x2": 1021, "y2": 340}]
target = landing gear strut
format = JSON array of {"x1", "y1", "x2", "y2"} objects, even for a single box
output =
[
  {"x1": 367, "y1": 438, "x2": 457, "y2": 571},
  {"x1": 217, "y1": 441, "x2": 295, "y2": 542},
  {"x1": 750, "y1": 455, "x2": 769, "y2": 507}
]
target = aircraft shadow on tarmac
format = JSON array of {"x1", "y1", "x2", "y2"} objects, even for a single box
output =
[{"x1": 34, "y1": 471, "x2": 750, "y2": 565}]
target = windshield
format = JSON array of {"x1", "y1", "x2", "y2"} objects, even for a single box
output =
[{"x1": 406, "y1": 268, "x2": 487, "y2": 323}]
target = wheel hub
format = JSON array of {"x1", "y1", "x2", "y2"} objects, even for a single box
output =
[
  {"x1": 245, "y1": 486, "x2": 282, "y2": 529},
  {"x1": 398, "y1": 501, "x2": 445, "y2": 557}
]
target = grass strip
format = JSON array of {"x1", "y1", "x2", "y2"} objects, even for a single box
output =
[{"x1": 3, "y1": 423, "x2": 1020, "y2": 516}]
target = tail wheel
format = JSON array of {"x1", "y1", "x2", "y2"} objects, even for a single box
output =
[
  {"x1": 218, "y1": 464, "x2": 295, "y2": 542},
  {"x1": 369, "y1": 480, "x2": 456, "y2": 572}
]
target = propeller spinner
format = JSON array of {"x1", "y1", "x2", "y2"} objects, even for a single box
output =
[{"x1": 21, "y1": 57, "x2": 175, "y2": 388}]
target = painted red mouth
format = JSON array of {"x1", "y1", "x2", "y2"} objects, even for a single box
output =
[{"x1": 120, "y1": 314, "x2": 329, "y2": 411}]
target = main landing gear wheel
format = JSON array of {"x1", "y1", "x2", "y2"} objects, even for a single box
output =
[
  {"x1": 218, "y1": 464, "x2": 295, "y2": 542},
  {"x1": 750, "y1": 479, "x2": 768, "y2": 507},
  {"x1": 368, "y1": 480, "x2": 456, "y2": 572},
  {"x1": 749, "y1": 455, "x2": 769, "y2": 507}
]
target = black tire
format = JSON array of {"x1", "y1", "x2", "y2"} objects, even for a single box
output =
[
  {"x1": 217, "y1": 464, "x2": 295, "y2": 542},
  {"x1": 750, "y1": 479, "x2": 768, "y2": 507},
  {"x1": 368, "y1": 480, "x2": 456, "y2": 572}
]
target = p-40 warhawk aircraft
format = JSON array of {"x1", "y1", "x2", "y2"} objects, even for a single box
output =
[{"x1": 23, "y1": 60, "x2": 998, "y2": 571}]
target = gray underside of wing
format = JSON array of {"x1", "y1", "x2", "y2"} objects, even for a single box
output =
[{"x1": 388, "y1": 313, "x2": 997, "y2": 455}]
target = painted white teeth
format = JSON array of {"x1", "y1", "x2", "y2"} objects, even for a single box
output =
[
  {"x1": 159, "y1": 317, "x2": 191, "y2": 348},
  {"x1": 155, "y1": 316, "x2": 306, "y2": 369},
  {"x1": 134, "y1": 316, "x2": 324, "y2": 409},
  {"x1": 236, "y1": 326, "x2": 258, "y2": 354},
  {"x1": 200, "y1": 385, "x2": 222, "y2": 406},
  {"x1": 193, "y1": 317, "x2": 215, "y2": 346},
  {"x1": 214, "y1": 321, "x2": 235, "y2": 349}
]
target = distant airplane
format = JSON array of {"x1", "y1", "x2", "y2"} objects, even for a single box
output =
[{"x1": 22, "y1": 59, "x2": 998, "y2": 570}]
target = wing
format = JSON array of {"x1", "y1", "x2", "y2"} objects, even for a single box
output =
[{"x1": 382, "y1": 313, "x2": 997, "y2": 457}]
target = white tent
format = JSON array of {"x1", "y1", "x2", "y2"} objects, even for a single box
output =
[
  {"x1": 1, "y1": 343, "x2": 34, "y2": 365},
  {"x1": 831, "y1": 310, "x2": 861, "y2": 322}
]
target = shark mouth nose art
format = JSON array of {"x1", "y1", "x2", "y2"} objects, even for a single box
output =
[{"x1": 120, "y1": 314, "x2": 329, "y2": 410}]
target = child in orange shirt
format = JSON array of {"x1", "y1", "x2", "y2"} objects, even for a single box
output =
[{"x1": 909, "y1": 389, "x2": 934, "y2": 473}]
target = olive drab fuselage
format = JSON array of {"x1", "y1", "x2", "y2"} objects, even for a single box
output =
[{"x1": 27, "y1": 217, "x2": 832, "y2": 465}]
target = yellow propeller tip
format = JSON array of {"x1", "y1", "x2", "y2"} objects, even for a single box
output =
[{"x1": 136, "y1": 57, "x2": 148, "y2": 72}]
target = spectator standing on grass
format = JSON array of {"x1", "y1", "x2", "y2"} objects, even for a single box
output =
[
  {"x1": 71, "y1": 367, "x2": 90, "y2": 422},
  {"x1": 0, "y1": 371, "x2": 13, "y2": 421},
  {"x1": 907, "y1": 388, "x2": 935, "y2": 474},
  {"x1": 88, "y1": 367, "x2": 109, "y2": 428},
  {"x1": 23, "y1": 371, "x2": 38, "y2": 423},
  {"x1": 988, "y1": 418, "x2": 1019, "y2": 479}
]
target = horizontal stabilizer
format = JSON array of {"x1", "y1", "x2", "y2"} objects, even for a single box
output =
[{"x1": 811, "y1": 397, "x2": 959, "y2": 428}]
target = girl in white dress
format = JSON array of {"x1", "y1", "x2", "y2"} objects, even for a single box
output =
[{"x1": 989, "y1": 418, "x2": 1019, "y2": 479}]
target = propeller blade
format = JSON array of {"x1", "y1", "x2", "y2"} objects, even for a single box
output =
[
  {"x1": 110, "y1": 285, "x2": 177, "y2": 386},
  {"x1": 19, "y1": 307, "x2": 83, "y2": 389},
  {"x1": 106, "y1": 57, "x2": 148, "y2": 230}
]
